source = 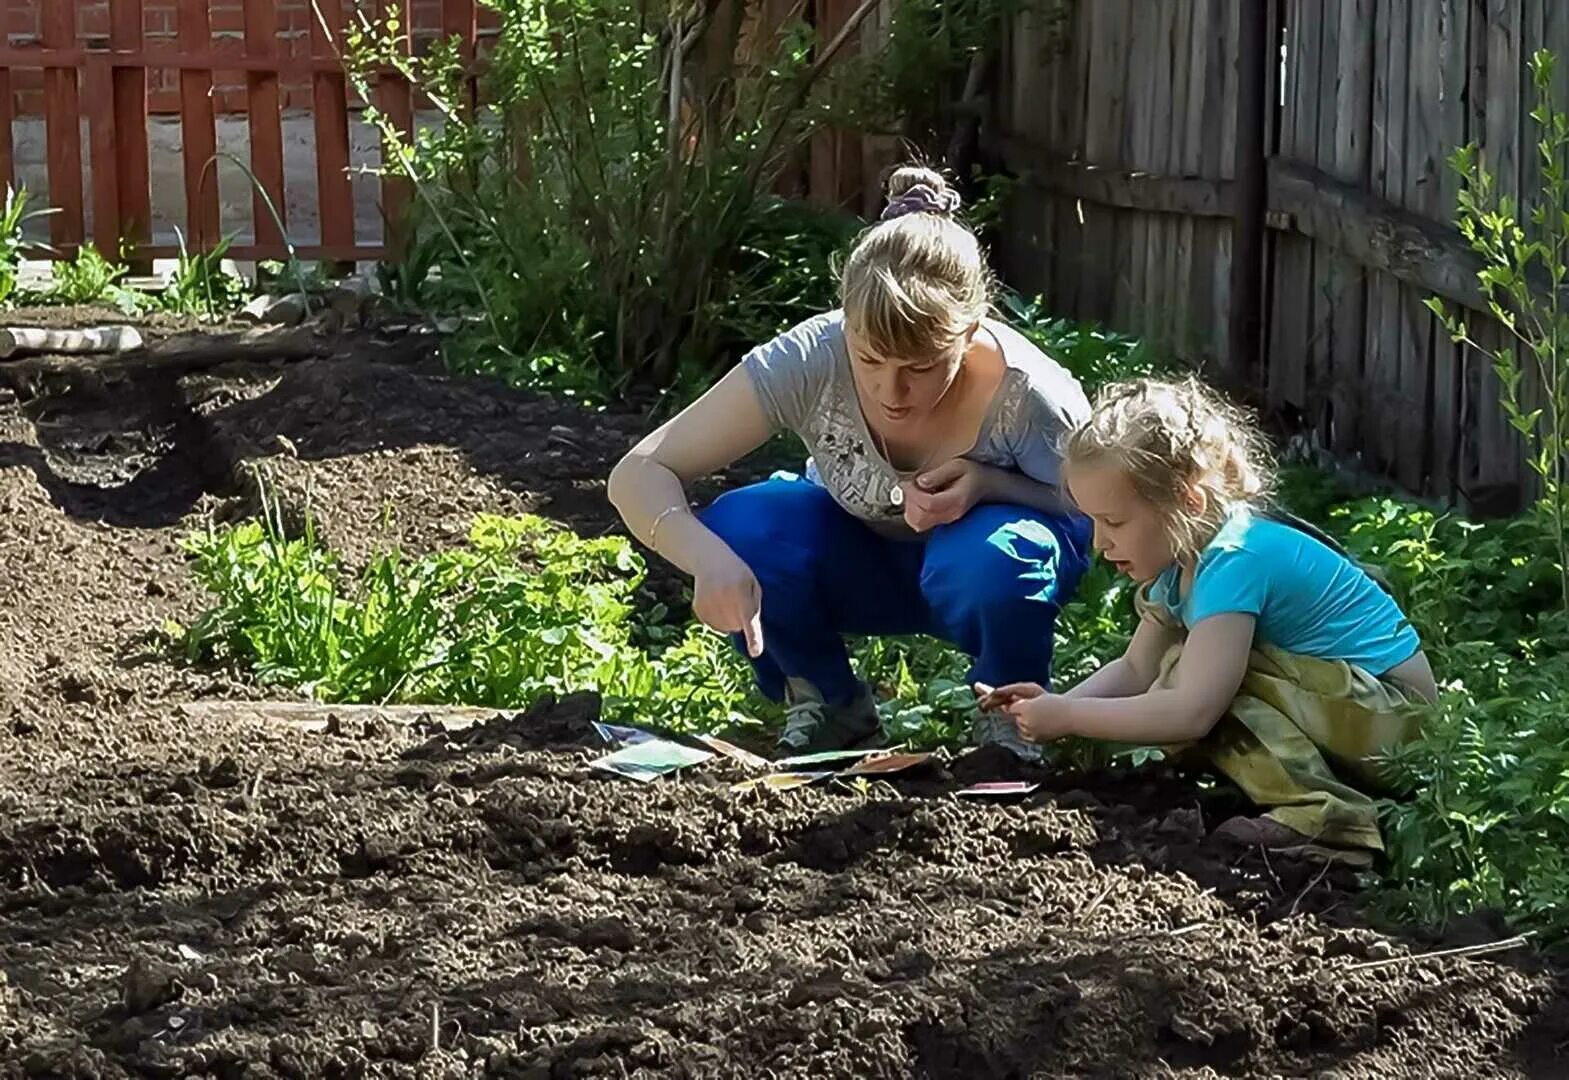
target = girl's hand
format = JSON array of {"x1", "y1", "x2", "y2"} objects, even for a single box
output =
[
  {"x1": 974, "y1": 681, "x2": 1045, "y2": 712},
  {"x1": 693, "y1": 555, "x2": 765, "y2": 657},
  {"x1": 1005, "y1": 692, "x2": 1076, "y2": 743},
  {"x1": 902, "y1": 458, "x2": 988, "y2": 532}
]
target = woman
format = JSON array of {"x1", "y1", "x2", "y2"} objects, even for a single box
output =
[{"x1": 608, "y1": 166, "x2": 1092, "y2": 757}]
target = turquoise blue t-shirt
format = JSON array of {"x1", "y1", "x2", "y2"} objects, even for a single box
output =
[{"x1": 1146, "y1": 506, "x2": 1421, "y2": 675}]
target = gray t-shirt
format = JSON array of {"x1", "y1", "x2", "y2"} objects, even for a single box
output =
[{"x1": 743, "y1": 310, "x2": 1089, "y2": 538}]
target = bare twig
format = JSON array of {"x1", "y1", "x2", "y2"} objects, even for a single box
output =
[
  {"x1": 1288, "y1": 860, "x2": 1331, "y2": 918},
  {"x1": 1259, "y1": 844, "x2": 1283, "y2": 896},
  {"x1": 1078, "y1": 879, "x2": 1116, "y2": 923},
  {"x1": 1343, "y1": 932, "x2": 1536, "y2": 973}
]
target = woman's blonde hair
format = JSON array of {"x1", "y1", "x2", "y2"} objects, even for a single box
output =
[
  {"x1": 1065, "y1": 377, "x2": 1276, "y2": 562},
  {"x1": 839, "y1": 165, "x2": 992, "y2": 360}
]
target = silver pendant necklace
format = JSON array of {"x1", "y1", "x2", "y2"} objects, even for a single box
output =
[{"x1": 870, "y1": 423, "x2": 941, "y2": 510}]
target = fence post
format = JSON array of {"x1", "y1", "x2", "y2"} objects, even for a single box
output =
[
  {"x1": 312, "y1": 0, "x2": 356, "y2": 270},
  {"x1": 1228, "y1": 0, "x2": 1272, "y2": 392},
  {"x1": 42, "y1": 3, "x2": 85, "y2": 249},
  {"x1": 0, "y1": 65, "x2": 12, "y2": 197},
  {"x1": 111, "y1": 0, "x2": 152, "y2": 273},
  {"x1": 245, "y1": 0, "x2": 288, "y2": 253},
  {"x1": 178, "y1": 0, "x2": 221, "y2": 250},
  {"x1": 380, "y1": 0, "x2": 415, "y2": 261}
]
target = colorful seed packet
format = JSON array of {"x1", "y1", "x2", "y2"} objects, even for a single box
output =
[
  {"x1": 731, "y1": 771, "x2": 834, "y2": 793},
  {"x1": 589, "y1": 738, "x2": 713, "y2": 782},
  {"x1": 697, "y1": 734, "x2": 772, "y2": 770},
  {"x1": 956, "y1": 781, "x2": 1041, "y2": 798},
  {"x1": 842, "y1": 752, "x2": 934, "y2": 777},
  {"x1": 592, "y1": 721, "x2": 659, "y2": 747},
  {"x1": 773, "y1": 748, "x2": 886, "y2": 769}
]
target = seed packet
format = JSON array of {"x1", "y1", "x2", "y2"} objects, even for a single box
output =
[
  {"x1": 589, "y1": 738, "x2": 712, "y2": 781},
  {"x1": 956, "y1": 781, "x2": 1041, "y2": 798}
]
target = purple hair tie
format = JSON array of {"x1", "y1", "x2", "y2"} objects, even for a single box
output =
[{"x1": 880, "y1": 182, "x2": 962, "y2": 222}]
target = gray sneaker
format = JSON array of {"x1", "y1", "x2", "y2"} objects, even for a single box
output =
[
  {"x1": 777, "y1": 678, "x2": 883, "y2": 754},
  {"x1": 971, "y1": 712, "x2": 1044, "y2": 763}
]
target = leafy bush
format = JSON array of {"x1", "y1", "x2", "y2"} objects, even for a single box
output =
[
  {"x1": 46, "y1": 243, "x2": 148, "y2": 314},
  {"x1": 1428, "y1": 49, "x2": 1569, "y2": 611},
  {"x1": 172, "y1": 483, "x2": 764, "y2": 731},
  {"x1": 1283, "y1": 494, "x2": 1569, "y2": 944},
  {"x1": 341, "y1": 0, "x2": 1024, "y2": 401}
]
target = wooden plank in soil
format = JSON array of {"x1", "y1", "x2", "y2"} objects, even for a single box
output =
[
  {"x1": 111, "y1": 0, "x2": 152, "y2": 271},
  {"x1": 42, "y1": 2, "x2": 85, "y2": 248},
  {"x1": 312, "y1": 0, "x2": 356, "y2": 259},
  {"x1": 244, "y1": 0, "x2": 287, "y2": 252}
]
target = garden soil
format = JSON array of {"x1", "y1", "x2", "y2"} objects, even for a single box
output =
[{"x1": 0, "y1": 310, "x2": 1564, "y2": 1078}]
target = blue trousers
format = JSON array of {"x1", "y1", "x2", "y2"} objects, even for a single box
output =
[{"x1": 697, "y1": 475, "x2": 1093, "y2": 706}]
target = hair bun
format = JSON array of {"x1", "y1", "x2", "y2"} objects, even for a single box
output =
[
  {"x1": 881, "y1": 182, "x2": 962, "y2": 222},
  {"x1": 882, "y1": 166, "x2": 960, "y2": 220}
]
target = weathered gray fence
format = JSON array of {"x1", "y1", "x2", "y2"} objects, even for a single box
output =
[{"x1": 990, "y1": 0, "x2": 1569, "y2": 511}]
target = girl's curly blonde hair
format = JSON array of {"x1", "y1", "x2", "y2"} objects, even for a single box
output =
[{"x1": 1065, "y1": 377, "x2": 1277, "y2": 562}]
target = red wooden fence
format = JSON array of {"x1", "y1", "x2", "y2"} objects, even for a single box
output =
[{"x1": 0, "y1": 0, "x2": 420, "y2": 264}]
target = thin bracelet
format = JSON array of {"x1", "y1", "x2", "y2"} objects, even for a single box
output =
[{"x1": 647, "y1": 504, "x2": 689, "y2": 553}]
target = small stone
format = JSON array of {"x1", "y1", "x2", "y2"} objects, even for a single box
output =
[
  {"x1": 240, "y1": 293, "x2": 308, "y2": 327},
  {"x1": 1364, "y1": 939, "x2": 1396, "y2": 961},
  {"x1": 577, "y1": 917, "x2": 635, "y2": 952},
  {"x1": 328, "y1": 277, "x2": 374, "y2": 317},
  {"x1": 121, "y1": 958, "x2": 179, "y2": 1015}
]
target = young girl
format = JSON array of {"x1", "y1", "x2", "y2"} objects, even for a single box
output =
[{"x1": 981, "y1": 377, "x2": 1437, "y2": 859}]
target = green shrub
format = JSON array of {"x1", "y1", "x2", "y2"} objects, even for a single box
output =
[
  {"x1": 341, "y1": 0, "x2": 1026, "y2": 401},
  {"x1": 45, "y1": 243, "x2": 148, "y2": 314}
]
